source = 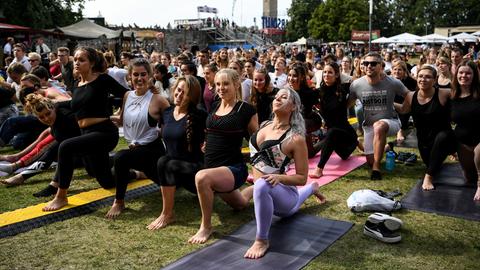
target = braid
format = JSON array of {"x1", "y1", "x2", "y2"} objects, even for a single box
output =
[{"x1": 185, "y1": 105, "x2": 195, "y2": 153}]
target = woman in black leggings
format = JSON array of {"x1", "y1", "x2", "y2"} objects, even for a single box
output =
[
  {"x1": 450, "y1": 60, "x2": 480, "y2": 200},
  {"x1": 106, "y1": 58, "x2": 170, "y2": 219},
  {"x1": 43, "y1": 47, "x2": 127, "y2": 211},
  {"x1": 395, "y1": 65, "x2": 455, "y2": 190},
  {"x1": 309, "y1": 62, "x2": 357, "y2": 178},
  {"x1": 147, "y1": 75, "x2": 207, "y2": 230}
]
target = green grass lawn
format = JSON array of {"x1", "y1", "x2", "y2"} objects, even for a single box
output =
[{"x1": 0, "y1": 139, "x2": 479, "y2": 270}]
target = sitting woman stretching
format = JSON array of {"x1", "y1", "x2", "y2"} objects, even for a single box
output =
[
  {"x1": 106, "y1": 58, "x2": 170, "y2": 218},
  {"x1": 395, "y1": 65, "x2": 455, "y2": 190},
  {"x1": 147, "y1": 75, "x2": 207, "y2": 229},
  {"x1": 245, "y1": 88, "x2": 326, "y2": 259},
  {"x1": 309, "y1": 63, "x2": 357, "y2": 178},
  {"x1": 188, "y1": 69, "x2": 258, "y2": 244},
  {"x1": 43, "y1": 47, "x2": 127, "y2": 211}
]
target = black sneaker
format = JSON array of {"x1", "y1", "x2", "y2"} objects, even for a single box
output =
[
  {"x1": 364, "y1": 220, "x2": 402, "y2": 243},
  {"x1": 370, "y1": 170, "x2": 382, "y2": 180},
  {"x1": 395, "y1": 152, "x2": 410, "y2": 163},
  {"x1": 367, "y1": 213, "x2": 404, "y2": 231},
  {"x1": 33, "y1": 184, "x2": 58, "y2": 197},
  {"x1": 404, "y1": 153, "x2": 417, "y2": 166}
]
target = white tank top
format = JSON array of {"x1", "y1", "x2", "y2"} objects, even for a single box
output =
[{"x1": 123, "y1": 90, "x2": 158, "y2": 145}]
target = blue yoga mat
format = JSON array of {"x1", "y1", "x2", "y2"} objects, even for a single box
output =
[{"x1": 162, "y1": 214, "x2": 353, "y2": 270}]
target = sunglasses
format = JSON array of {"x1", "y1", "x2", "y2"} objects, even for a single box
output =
[{"x1": 362, "y1": 61, "x2": 379, "y2": 67}]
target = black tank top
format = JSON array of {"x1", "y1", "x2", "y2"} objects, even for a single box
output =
[{"x1": 411, "y1": 87, "x2": 451, "y2": 144}]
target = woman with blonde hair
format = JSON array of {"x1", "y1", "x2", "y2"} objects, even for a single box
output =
[
  {"x1": 436, "y1": 56, "x2": 453, "y2": 89},
  {"x1": 188, "y1": 68, "x2": 258, "y2": 244}
]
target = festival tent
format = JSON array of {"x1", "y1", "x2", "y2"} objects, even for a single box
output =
[
  {"x1": 389, "y1": 32, "x2": 422, "y2": 43},
  {"x1": 294, "y1": 37, "x2": 307, "y2": 45},
  {"x1": 371, "y1": 37, "x2": 393, "y2": 43},
  {"x1": 419, "y1": 33, "x2": 448, "y2": 43},
  {"x1": 447, "y1": 32, "x2": 478, "y2": 43},
  {"x1": 53, "y1": 19, "x2": 123, "y2": 39}
]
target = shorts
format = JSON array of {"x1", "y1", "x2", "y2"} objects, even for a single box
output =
[
  {"x1": 226, "y1": 163, "x2": 248, "y2": 192},
  {"x1": 363, "y1": 118, "x2": 401, "y2": 155}
]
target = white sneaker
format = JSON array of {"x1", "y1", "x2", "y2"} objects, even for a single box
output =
[
  {"x1": 367, "y1": 212, "x2": 403, "y2": 231},
  {"x1": 364, "y1": 221, "x2": 402, "y2": 243}
]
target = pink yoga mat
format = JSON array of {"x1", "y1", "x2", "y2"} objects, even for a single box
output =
[{"x1": 248, "y1": 153, "x2": 366, "y2": 187}]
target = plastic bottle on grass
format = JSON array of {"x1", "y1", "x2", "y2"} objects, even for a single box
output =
[{"x1": 385, "y1": 151, "x2": 395, "y2": 171}]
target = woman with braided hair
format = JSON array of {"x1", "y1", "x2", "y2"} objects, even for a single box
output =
[
  {"x1": 106, "y1": 58, "x2": 170, "y2": 219},
  {"x1": 147, "y1": 75, "x2": 207, "y2": 229}
]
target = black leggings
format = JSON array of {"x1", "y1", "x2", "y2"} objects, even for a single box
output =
[
  {"x1": 456, "y1": 142, "x2": 480, "y2": 185},
  {"x1": 418, "y1": 130, "x2": 456, "y2": 176},
  {"x1": 305, "y1": 117, "x2": 322, "y2": 158},
  {"x1": 399, "y1": 113, "x2": 411, "y2": 130},
  {"x1": 113, "y1": 138, "x2": 165, "y2": 200},
  {"x1": 317, "y1": 127, "x2": 357, "y2": 169},
  {"x1": 157, "y1": 155, "x2": 203, "y2": 194},
  {"x1": 56, "y1": 121, "x2": 118, "y2": 189}
]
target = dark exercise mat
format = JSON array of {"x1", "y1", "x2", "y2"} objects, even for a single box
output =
[
  {"x1": 393, "y1": 129, "x2": 418, "y2": 149},
  {"x1": 162, "y1": 214, "x2": 353, "y2": 270},
  {"x1": 401, "y1": 163, "x2": 480, "y2": 221}
]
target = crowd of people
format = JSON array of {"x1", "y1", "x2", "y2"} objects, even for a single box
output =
[{"x1": 1, "y1": 34, "x2": 480, "y2": 259}]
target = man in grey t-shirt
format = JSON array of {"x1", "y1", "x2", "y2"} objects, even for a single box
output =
[{"x1": 348, "y1": 52, "x2": 408, "y2": 180}]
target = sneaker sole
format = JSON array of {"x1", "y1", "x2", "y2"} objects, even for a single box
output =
[
  {"x1": 368, "y1": 213, "x2": 403, "y2": 231},
  {"x1": 363, "y1": 226, "x2": 402, "y2": 243}
]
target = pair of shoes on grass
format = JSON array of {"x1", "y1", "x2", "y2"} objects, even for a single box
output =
[
  {"x1": 395, "y1": 152, "x2": 417, "y2": 166},
  {"x1": 364, "y1": 213, "x2": 403, "y2": 243}
]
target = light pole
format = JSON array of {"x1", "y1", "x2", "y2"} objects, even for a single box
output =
[{"x1": 368, "y1": 0, "x2": 373, "y2": 51}]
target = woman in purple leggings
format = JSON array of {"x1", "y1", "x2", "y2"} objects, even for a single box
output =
[{"x1": 244, "y1": 88, "x2": 326, "y2": 259}]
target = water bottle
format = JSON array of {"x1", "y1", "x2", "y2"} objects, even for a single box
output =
[{"x1": 385, "y1": 151, "x2": 395, "y2": 171}]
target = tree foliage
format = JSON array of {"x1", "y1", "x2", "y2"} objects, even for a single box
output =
[
  {"x1": 286, "y1": 0, "x2": 323, "y2": 41},
  {"x1": 1, "y1": 0, "x2": 85, "y2": 29},
  {"x1": 287, "y1": 0, "x2": 480, "y2": 42}
]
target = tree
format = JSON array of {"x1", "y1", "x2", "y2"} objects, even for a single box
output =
[
  {"x1": 308, "y1": 0, "x2": 368, "y2": 42},
  {"x1": 1, "y1": 0, "x2": 85, "y2": 29},
  {"x1": 285, "y1": 0, "x2": 323, "y2": 41}
]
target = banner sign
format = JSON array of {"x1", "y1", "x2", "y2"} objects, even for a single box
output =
[
  {"x1": 261, "y1": 16, "x2": 287, "y2": 29},
  {"x1": 197, "y1": 6, "x2": 218, "y2": 14},
  {"x1": 351, "y1": 30, "x2": 380, "y2": 41}
]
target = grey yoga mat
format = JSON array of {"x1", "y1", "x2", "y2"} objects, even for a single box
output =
[
  {"x1": 401, "y1": 163, "x2": 480, "y2": 221},
  {"x1": 162, "y1": 214, "x2": 353, "y2": 270}
]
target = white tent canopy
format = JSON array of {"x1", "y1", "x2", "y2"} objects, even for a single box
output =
[
  {"x1": 389, "y1": 32, "x2": 422, "y2": 43},
  {"x1": 294, "y1": 37, "x2": 307, "y2": 45},
  {"x1": 54, "y1": 19, "x2": 123, "y2": 39},
  {"x1": 419, "y1": 33, "x2": 448, "y2": 43},
  {"x1": 471, "y1": 31, "x2": 480, "y2": 36},
  {"x1": 448, "y1": 32, "x2": 478, "y2": 43},
  {"x1": 371, "y1": 37, "x2": 393, "y2": 43}
]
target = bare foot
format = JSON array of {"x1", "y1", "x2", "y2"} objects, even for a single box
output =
[
  {"x1": 244, "y1": 239, "x2": 269, "y2": 259},
  {"x1": 309, "y1": 167, "x2": 323, "y2": 178},
  {"x1": 146, "y1": 213, "x2": 175, "y2": 230},
  {"x1": 188, "y1": 226, "x2": 213, "y2": 244},
  {"x1": 474, "y1": 187, "x2": 480, "y2": 201},
  {"x1": 396, "y1": 130, "x2": 405, "y2": 143},
  {"x1": 0, "y1": 174, "x2": 25, "y2": 186},
  {"x1": 422, "y1": 175, "x2": 435, "y2": 191},
  {"x1": 105, "y1": 200, "x2": 125, "y2": 219},
  {"x1": 42, "y1": 196, "x2": 68, "y2": 211},
  {"x1": 311, "y1": 182, "x2": 327, "y2": 204}
]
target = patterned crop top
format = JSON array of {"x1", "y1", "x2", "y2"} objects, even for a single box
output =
[{"x1": 249, "y1": 125, "x2": 292, "y2": 174}]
